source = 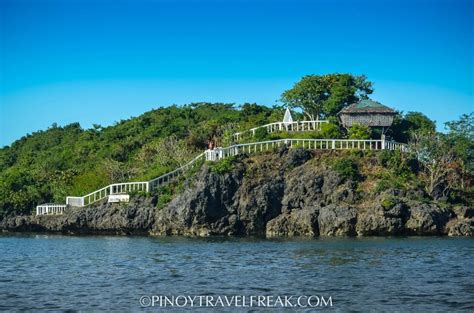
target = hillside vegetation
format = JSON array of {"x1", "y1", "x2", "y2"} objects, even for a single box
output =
[{"x1": 1, "y1": 74, "x2": 472, "y2": 218}]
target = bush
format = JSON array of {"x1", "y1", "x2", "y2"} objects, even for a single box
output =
[
  {"x1": 377, "y1": 150, "x2": 416, "y2": 177},
  {"x1": 155, "y1": 183, "x2": 180, "y2": 209},
  {"x1": 319, "y1": 123, "x2": 341, "y2": 139},
  {"x1": 374, "y1": 172, "x2": 407, "y2": 193},
  {"x1": 254, "y1": 127, "x2": 269, "y2": 141},
  {"x1": 381, "y1": 196, "x2": 396, "y2": 209},
  {"x1": 208, "y1": 157, "x2": 235, "y2": 174},
  {"x1": 156, "y1": 193, "x2": 173, "y2": 210},
  {"x1": 332, "y1": 158, "x2": 360, "y2": 181},
  {"x1": 348, "y1": 124, "x2": 371, "y2": 139}
]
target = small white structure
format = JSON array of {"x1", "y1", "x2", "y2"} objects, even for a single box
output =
[
  {"x1": 283, "y1": 107, "x2": 294, "y2": 124},
  {"x1": 108, "y1": 194, "x2": 130, "y2": 203},
  {"x1": 205, "y1": 147, "x2": 224, "y2": 161},
  {"x1": 232, "y1": 109, "x2": 328, "y2": 141}
]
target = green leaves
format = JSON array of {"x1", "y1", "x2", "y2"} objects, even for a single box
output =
[
  {"x1": 348, "y1": 124, "x2": 371, "y2": 139},
  {"x1": 332, "y1": 158, "x2": 360, "y2": 181},
  {"x1": 281, "y1": 74, "x2": 373, "y2": 119}
]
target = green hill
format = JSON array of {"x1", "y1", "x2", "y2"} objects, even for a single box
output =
[{"x1": 1, "y1": 77, "x2": 472, "y2": 218}]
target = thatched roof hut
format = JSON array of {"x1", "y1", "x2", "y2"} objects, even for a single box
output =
[{"x1": 339, "y1": 99, "x2": 396, "y2": 128}]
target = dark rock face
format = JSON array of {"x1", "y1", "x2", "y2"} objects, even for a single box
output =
[
  {"x1": 447, "y1": 219, "x2": 474, "y2": 236},
  {"x1": 405, "y1": 203, "x2": 453, "y2": 235},
  {"x1": 356, "y1": 197, "x2": 410, "y2": 236},
  {"x1": 318, "y1": 205, "x2": 357, "y2": 236},
  {"x1": 1, "y1": 148, "x2": 473, "y2": 237},
  {"x1": 1, "y1": 197, "x2": 157, "y2": 235},
  {"x1": 153, "y1": 166, "x2": 244, "y2": 236},
  {"x1": 266, "y1": 208, "x2": 319, "y2": 237}
]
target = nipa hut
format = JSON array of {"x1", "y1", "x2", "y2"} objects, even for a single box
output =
[{"x1": 338, "y1": 99, "x2": 396, "y2": 128}]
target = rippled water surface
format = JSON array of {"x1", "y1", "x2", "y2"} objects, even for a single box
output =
[{"x1": 0, "y1": 235, "x2": 473, "y2": 312}]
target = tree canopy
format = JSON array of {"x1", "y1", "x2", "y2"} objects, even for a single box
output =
[
  {"x1": 0, "y1": 103, "x2": 278, "y2": 217},
  {"x1": 280, "y1": 74, "x2": 373, "y2": 120},
  {"x1": 0, "y1": 75, "x2": 471, "y2": 217}
]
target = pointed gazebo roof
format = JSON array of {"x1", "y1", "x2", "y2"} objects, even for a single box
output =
[
  {"x1": 283, "y1": 108, "x2": 293, "y2": 124},
  {"x1": 339, "y1": 99, "x2": 395, "y2": 114},
  {"x1": 338, "y1": 99, "x2": 396, "y2": 128}
]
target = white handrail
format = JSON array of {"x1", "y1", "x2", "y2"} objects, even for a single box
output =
[
  {"x1": 36, "y1": 204, "x2": 67, "y2": 215},
  {"x1": 41, "y1": 135, "x2": 407, "y2": 212},
  {"x1": 64, "y1": 152, "x2": 206, "y2": 207},
  {"x1": 233, "y1": 120, "x2": 329, "y2": 141},
  {"x1": 205, "y1": 138, "x2": 408, "y2": 161}
]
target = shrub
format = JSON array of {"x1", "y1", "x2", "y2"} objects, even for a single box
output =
[
  {"x1": 155, "y1": 183, "x2": 178, "y2": 209},
  {"x1": 348, "y1": 124, "x2": 371, "y2": 139},
  {"x1": 333, "y1": 158, "x2": 360, "y2": 181},
  {"x1": 319, "y1": 123, "x2": 341, "y2": 139},
  {"x1": 381, "y1": 196, "x2": 396, "y2": 209},
  {"x1": 254, "y1": 127, "x2": 269, "y2": 141},
  {"x1": 156, "y1": 193, "x2": 173, "y2": 210},
  {"x1": 374, "y1": 172, "x2": 407, "y2": 193},
  {"x1": 208, "y1": 157, "x2": 235, "y2": 174}
]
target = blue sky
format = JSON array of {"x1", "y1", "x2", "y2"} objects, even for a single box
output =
[{"x1": 0, "y1": 0, "x2": 472, "y2": 147}]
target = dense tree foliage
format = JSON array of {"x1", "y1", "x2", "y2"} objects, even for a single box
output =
[
  {"x1": 389, "y1": 111, "x2": 436, "y2": 143},
  {"x1": 1, "y1": 76, "x2": 471, "y2": 218},
  {"x1": 280, "y1": 74, "x2": 373, "y2": 119},
  {"x1": 408, "y1": 113, "x2": 473, "y2": 201},
  {"x1": 0, "y1": 103, "x2": 278, "y2": 217}
]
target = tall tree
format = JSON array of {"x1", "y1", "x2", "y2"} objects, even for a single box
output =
[
  {"x1": 280, "y1": 74, "x2": 373, "y2": 120},
  {"x1": 409, "y1": 131, "x2": 470, "y2": 200},
  {"x1": 445, "y1": 113, "x2": 474, "y2": 190}
]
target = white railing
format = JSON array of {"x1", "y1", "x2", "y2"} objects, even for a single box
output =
[
  {"x1": 66, "y1": 182, "x2": 149, "y2": 207},
  {"x1": 149, "y1": 152, "x2": 205, "y2": 190},
  {"x1": 233, "y1": 120, "x2": 329, "y2": 141},
  {"x1": 38, "y1": 136, "x2": 407, "y2": 213},
  {"x1": 36, "y1": 204, "x2": 67, "y2": 216},
  {"x1": 205, "y1": 138, "x2": 408, "y2": 161},
  {"x1": 63, "y1": 152, "x2": 206, "y2": 208}
]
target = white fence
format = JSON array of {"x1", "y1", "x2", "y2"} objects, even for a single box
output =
[
  {"x1": 233, "y1": 120, "x2": 329, "y2": 141},
  {"x1": 66, "y1": 182, "x2": 149, "y2": 207},
  {"x1": 61, "y1": 152, "x2": 206, "y2": 209},
  {"x1": 36, "y1": 137, "x2": 407, "y2": 214},
  {"x1": 36, "y1": 204, "x2": 67, "y2": 216},
  {"x1": 149, "y1": 153, "x2": 205, "y2": 190},
  {"x1": 205, "y1": 138, "x2": 408, "y2": 161}
]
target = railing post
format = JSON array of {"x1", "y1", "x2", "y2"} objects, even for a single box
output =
[
  {"x1": 146, "y1": 182, "x2": 150, "y2": 193},
  {"x1": 332, "y1": 140, "x2": 336, "y2": 149}
]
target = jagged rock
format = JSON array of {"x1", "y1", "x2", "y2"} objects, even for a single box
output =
[
  {"x1": 153, "y1": 166, "x2": 243, "y2": 236},
  {"x1": 447, "y1": 219, "x2": 474, "y2": 236},
  {"x1": 266, "y1": 208, "x2": 319, "y2": 237},
  {"x1": 452, "y1": 206, "x2": 474, "y2": 219},
  {"x1": 1, "y1": 150, "x2": 472, "y2": 237},
  {"x1": 405, "y1": 202, "x2": 453, "y2": 235},
  {"x1": 1, "y1": 197, "x2": 157, "y2": 235},
  {"x1": 356, "y1": 198, "x2": 409, "y2": 235},
  {"x1": 318, "y1": 204, "x2": 357, "y2": 236}
]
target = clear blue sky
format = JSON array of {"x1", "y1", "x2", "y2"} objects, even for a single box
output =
[{"x1": 0, "y1": 0, "x2": 472, "y2": 147}]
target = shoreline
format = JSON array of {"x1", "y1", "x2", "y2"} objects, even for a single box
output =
[{"x1": 1, "y1": 230, "x2": 472, "y2": 239}]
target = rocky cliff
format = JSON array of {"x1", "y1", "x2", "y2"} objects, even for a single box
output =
[{"x1": 1, "y1": 148, "x2": 473, "y2": 236}]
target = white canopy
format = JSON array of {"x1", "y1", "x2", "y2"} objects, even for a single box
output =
[{"x1": 283, "y1": 108, "x2": 293, "y2": 124}]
